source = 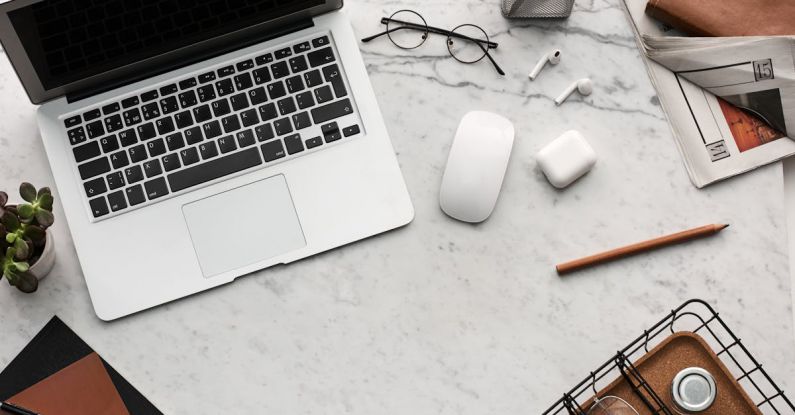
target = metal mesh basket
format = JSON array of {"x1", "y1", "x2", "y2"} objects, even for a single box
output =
[{"x1": 501, "y1": 0, "x2": 575, "y2": 18}]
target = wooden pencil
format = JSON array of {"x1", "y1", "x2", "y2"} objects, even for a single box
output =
[{"x1": 556, "y1": 224, "x2": 729, "y2": 275}]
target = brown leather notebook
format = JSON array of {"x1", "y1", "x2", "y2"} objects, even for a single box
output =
[
  {"x1": 4, "y1": 353, "x2": 130, "y2": 415},
  {"x1": 645, "y1": 0, "x2": 795, "y2": 37}
]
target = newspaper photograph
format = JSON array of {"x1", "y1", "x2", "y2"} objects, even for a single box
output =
[{"x1": 620, "y1": 0, "x2": 795, "y2": 187}]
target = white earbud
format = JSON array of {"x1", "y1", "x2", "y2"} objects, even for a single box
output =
[
  {"x1": 528, "y1": 49, "x2": 562, "y2": 80},
  {"x1": 555, "y1": 78, "x2": 593, "y2": 105}
]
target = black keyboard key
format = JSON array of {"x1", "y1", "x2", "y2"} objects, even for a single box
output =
[
  {"x1": 343, "y1": 124, "x2": 361, "y2": 137},
  {"x1": 255, "y1": 53, "x2": 273, "y2": 65},
  {"x1": 119, "y1": 129, "x2": 137, "y2": 146},
  {"x1": 193, "y1": 104, "x2": 212, "y2": 122},
  {"x1": 248, "y1": 87, "x2": 268, "y2": 105},
  {"x1": 180, "y1": 147, "x2": 200, "y2": 165},
  {"x1": 230, "y1": 93, "x2": 249, "y2": 111},
  {"x1": 240, "y1": 109, "x2": 258, "y2": 127},
  {"x1": 259, "y1": 103, "x2": 278, "y2": 121},
  {"x1": 218, "y1": 135, "x2": 237, "y2": 153},
  {"x1": 104, "y1": 114, "x2": 123, "y2": 132},
  {"x1": 156, "y1": 117, "x2": 175, "y2": 135},
  {"x1": 253, "y1": 67, "x2": 271, "y2": 84},
  {"x1": 289, "y1": 55, "x2": 308, "y2": 73},
  {"x1": 126, "y1": 184, "x2": 146, "y2": 206},
  {"x1": 84, "y1": 177, "x2": 107, "y2": 197},
  {"x1": 295, "y1": 91, "x2": 315, "y2": 109},
  {"x1": 144, "y1": 177, "x2": 169, "y2": 200},
  {"x1": 236, "y1": 129, "x2": 256, "y2": 147},
  {"x1": 162, "y1": 153, "x2": 181, "y2": 172},
  {"x1": 110, "y1": 150, "x2": 129, "y2": 169},
  {"x1": 141, "y1": 102, "x2": 161, "y2": 120},
  {"x1": 83, "y1": 108, "x2": 101, "y2": 121},
  {"x1": 322, "y1": 122, "x2": 341, "y2": 143},
  {"x1": 211, "y1": 98, "x2": 231, "y2": 117},
  {"x1": 294, "y1": 41, "x2": 311, "y2": 54},
  {"x1": 86, "y1": 120, "x2": 105, "y2": 139},
  {"x1": 312, "y1": 35, "x2": 329, "y2": 48},
  {"x1": 64, "y1": 115, "x2": 81, "y2": 128},
  {"x1": 221, "y1": 114, "x2": 241, "y2": 133},
  {"x1": 308, "y1": 47, "x2": 335, "y2": 67},
  {"x1": 267, "y1": 81, "x2": 287, "y2": 99},
  {"x1": 100, "y1": 134, "x2": 119, "y2": 153},
  {"x1": 292, "y1": 112, "x2": 311, "y2": 130},
  {"x1": 107, "y1": 171, "x2": 125, "y2": 190},
  {"x1": 178, "y1": 90, "x2": 197, "y2": 108},
  {"x1": 271, "y1": 61, "x2": 289, "y2": 79},
  {"x1": 165, "y1": 132, "x2": 185, "y2": 151},
  {"x1": 216, "y1": 78, "x2": 234, "y2": 96},
  {"x1": 169, "y1": 147, "x2": 262, "y2": 192},
  {"x1": 67, "y1": 126, "x2": 87, "y2": 145},
  {"x1": 261, "y1": 140, "x2": 286, "y2": 162},
  {"x1": 89, "y1": 196, "x2": 109, "y2": 218},
  {"x1": 129, "y1": 144, "x2": 147, "y2": 163},
  {"x1": 234, "y1": 72, "x2": 253, "y2": 91},
  {"x1": 255, "y1": 123, "x2": 274, "y2": 142},
  {"x1": 159, "y1": 83, "x2": 178, "y2": 96},
  {"x1": 143, "y1": 159, "x2": 162, "y2": 178},
  {"x1": 197, "y1": 84, "x2": 216, "y2": 102},
  {"x1": 125, "y1": 165, "x2": 144, "y2": 183},
  {"x1": 179, "y1": 77, "x2": 197, "y2": 90},
  {"x1": 147, "y1": 139, "x2": 166, "y2": 157},
  {"x1": 284, "y1": 134, "x2": 304, "y2": 155},
  {"x1": 314, "y1": 85, "x2": 333, "y2": 104},
  {"x1": 237, "y1": 59, "x2": 254, "y2": 71},
  {"x1": 198, "y1": 71, "x2": 216, "y2": 83},
  {"x1": 304, "y1": 69, "x2": 323, "y2": 88},
  {"x1": 305, "y1": 136, "x2": 322, "y2": 149},
  {"x1": 323, "y1": 64, "x2": 347, "y2": 98},
  {"x1": 202, "y1": 120, "x2": 222, "y2": 139},
  {"x1": 137, "y1": 122, "x2": 157, "y2": 140},
  {"x1": 122, "y1": 97, "x2": 140, "y2": 109},
  {"x1": 275, "y1": 47, "x2": 292, "y2": 59},
  {"x1": 79, "y1": 157, "x2": 111, "y2": 180},
  {"x1": 102, "y1": 102, "x2": 120, "y2": 115},
  {"x1": 278, "y1": 97, "x2": 297, "y2": 115},
  {"x1": 199, "y1": 141, "x2": 219, "y2": 159},
  {"x1": 107, "y1": 191, "x2": 127, "y2": 212},
  {"x1": 273, "y1": 118, "x2": 293, "y2": 136},
  {"x1": 286, "y1": 76, "x2": 304, "y2": 93},
  {"x1": 74, "y1": 141, "x2": 100, "y2": 162},
  {"x1": 312, "y1": 98, "x2": 353, "y2": 124},
  {"x1": 141, "y1": 90, "x2": 159, "y2": 102},
  {"x1": 174, "y1": 111, "x2": 194, "y2": 128},
  {"x1": 123, "y1": 108, "x2": 142, "y2": 126},
  {"x1": 160, "y1": 96, "x2": 179, "y2": 114},
  {"x1": 184, "y1": 126, "x2": 203, "y2": 145},
  {"x1": 217, "y1": 65, "x2": 235, "y2": 77}
]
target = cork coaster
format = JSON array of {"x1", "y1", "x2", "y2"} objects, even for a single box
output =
[{"x1": 587, "y1": 332, "x2": 760, "y2": 414}]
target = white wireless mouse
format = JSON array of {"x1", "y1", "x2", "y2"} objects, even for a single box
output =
[{"x1": 440, "y1": 111, "x2": 515, "y2": 223}]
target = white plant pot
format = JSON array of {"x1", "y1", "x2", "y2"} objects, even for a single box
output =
[{"x1": 28, "y1": 233, "x2": 55, "y2": 280}]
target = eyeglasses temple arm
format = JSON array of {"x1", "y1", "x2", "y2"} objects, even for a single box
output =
[
  {"x1": 361, "y1": 26, "x2": 411, "y2": 43},
  {"x1": 379, "y1": 17, "x2": 499, "y2": 48},
  {"x1": 475, "y1": 41, "x2": 506, "y2": 76}
]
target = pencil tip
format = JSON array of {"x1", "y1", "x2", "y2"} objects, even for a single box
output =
[{"x1": 719, "y1": 224, "x2": 730, "y2": 230}]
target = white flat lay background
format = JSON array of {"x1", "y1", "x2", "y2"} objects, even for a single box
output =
[{"x1": 1, "y1": 0, "x2": 794, "y2": 413}]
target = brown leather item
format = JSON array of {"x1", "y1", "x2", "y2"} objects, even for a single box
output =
[
  {"x1": 4, "y1": 353, "x2": 130, "y2": 415},
  {"x1": 645, "y1": 0, "x2": 795, "y2": 37}
]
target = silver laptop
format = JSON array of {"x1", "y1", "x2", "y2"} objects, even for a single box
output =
[{"x1": 0, "y1": 0, "x2": 413, "y2": 320}]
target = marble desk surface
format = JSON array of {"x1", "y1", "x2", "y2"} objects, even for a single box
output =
[{"x1": 1, "y1": 0, "x2": 793, "y2": 413}]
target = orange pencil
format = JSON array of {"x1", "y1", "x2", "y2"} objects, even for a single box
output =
[{"x1": 556, "y1": 224, "x2": 729, "y2": 275}]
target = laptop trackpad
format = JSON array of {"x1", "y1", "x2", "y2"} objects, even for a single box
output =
[{"x1": 182, "y1": 175, "x2": 306, "y2": 278}]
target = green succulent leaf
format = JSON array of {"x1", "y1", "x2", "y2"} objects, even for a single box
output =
[
  {"x1": 13, "y1": 270, "x2": 37, "y2": 293},
  {"x1": 19, "y1": 182, "x2": 36, "y2": 203},
  {"x1": 17, "y1": 203, "x2": 34, "y2": 220},
  {"x1": 5, "y1": 233, "x2": 15, "y2": 244},
  {"x1": 25, "y1": 225, "x2": 46, "y2": 246},
  {"x1": 1, "y1": 211, "x2": 20, "y2": 231},
  {"x1": 37, "y1": 187, "x2": 51, "y2": 198},
  {"x1": 35, "y1": 209, "x2": 54, "y2": 228},
  {"x1": 13, "y1": 238, "x2": 29, "y2": 260},
  {"x1": 38, "y1": 193, "x2": 54, "y2": 211},
  {"x1": 0, "y1": 191, "x2": 7, "y2": 208}
]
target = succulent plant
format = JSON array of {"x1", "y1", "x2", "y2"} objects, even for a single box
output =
[{"x1": 0, "y1": 183, "x2": 56, "y2": 293}]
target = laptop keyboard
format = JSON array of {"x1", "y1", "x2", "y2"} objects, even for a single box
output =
[{"x1": 62, "y1": 34, "x2": 362, "y2": 220}]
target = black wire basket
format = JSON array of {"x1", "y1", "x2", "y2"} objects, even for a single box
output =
[{"x1": 542, "y1": 299, "x2": 795, "y2": 414}]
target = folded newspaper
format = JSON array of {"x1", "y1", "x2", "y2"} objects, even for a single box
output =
[{"x1": 621, "y1": 0, "x2": 795, "y2": 187}]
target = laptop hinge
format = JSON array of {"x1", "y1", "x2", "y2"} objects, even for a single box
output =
[{"x1": 66, "y1": 18, "x2": 314, "y2": 104}]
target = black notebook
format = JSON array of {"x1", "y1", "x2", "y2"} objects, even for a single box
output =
[{"x1": 0, "y1": 316, "x2": 162, "y2": 414}]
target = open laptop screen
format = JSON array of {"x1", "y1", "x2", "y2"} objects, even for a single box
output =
[{"x1": 0, "y1": 0, "x2": 339, "y2": 103}]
